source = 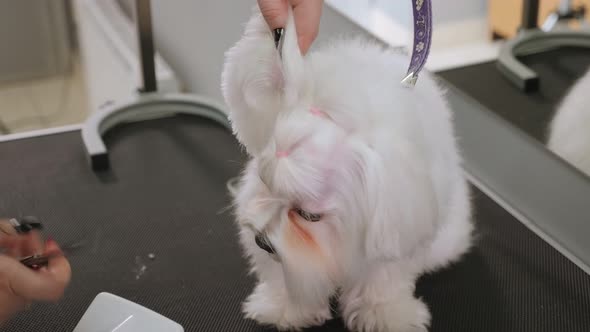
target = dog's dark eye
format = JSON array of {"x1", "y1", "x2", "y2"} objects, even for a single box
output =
[{"x1": 295, "y1": 207, "x2": 322, "y2": 222}]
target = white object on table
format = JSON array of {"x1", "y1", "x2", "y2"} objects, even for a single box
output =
[{"x1": 72, "y1": 292, "x2": 184, "y2": 332}]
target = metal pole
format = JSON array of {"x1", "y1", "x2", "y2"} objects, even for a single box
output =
[
  {"x1": 521, "y1": 0, "x2": 540, "y2": 30},
  {"x1": 135, "y1": 0, "x2": 157, "y2": 93},
  {"x1": 559, "y1": 0, "x2": 572, "y2": 15}
]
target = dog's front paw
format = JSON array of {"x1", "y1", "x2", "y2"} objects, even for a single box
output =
[
  {"x1": 243, "y1": 282, "x2": 331, "y2": 331},
  {"x1": 343, "y1": 296, "x2": 430, "y2": 332}
]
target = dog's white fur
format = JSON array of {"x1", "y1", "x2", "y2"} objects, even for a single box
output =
[
  {"x1": 548, "y1": 68, "x2": 590, "y2": 176},
  {"x1": 221, "y1": 8, "x2": 473, "y2": 332}
]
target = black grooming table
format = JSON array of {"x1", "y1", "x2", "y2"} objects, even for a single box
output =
[
  {"x1": 437, "y1": 47, "x2": 590, "y2": 144},
  {"x1": 1, "y1": 116, "x2": 590, "y2": 332}
]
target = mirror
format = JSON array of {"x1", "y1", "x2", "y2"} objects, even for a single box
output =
[
  {"x1": 328, "y1": 0, "x2": 590, "y2": 180},
  {"x1": 546, "y1": 55, "x2": 590, "y2": 178},
  {"x1": 0, "y1": 1, "x2": 88, "y2": 136},
  {"x1": 0, "y1": 0, "x2": 175, "y2": 139},
  {"x1": 441, "y1": 0, "x2": 590, "y2": 179}
]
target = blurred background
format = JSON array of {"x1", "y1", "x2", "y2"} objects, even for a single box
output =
[{"x1": 0, "y1": 0, "x2": 588, "y2": 134}]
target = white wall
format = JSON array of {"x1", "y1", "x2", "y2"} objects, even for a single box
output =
[
  {"x1": 149, "y1": 0, "x2": 377, "y2": 103},
  {"x1": 148, "y1": 0, "x2": 489, "y2": 103},
  {"x1": 331, "y1": 0, "x2": 490, "y2": 49},
  {"x1": 433, "y1": 0, "x2": 487, "y2": 24},
  {"x1": 370, "y1": 0, "x2": 487, "y2": 26}
]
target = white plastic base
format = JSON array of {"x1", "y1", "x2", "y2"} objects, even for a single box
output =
[{"x1": 73, "y1": 292, "x2": 184, "y2": 332}]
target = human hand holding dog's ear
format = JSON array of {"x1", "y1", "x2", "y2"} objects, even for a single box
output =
[{"x1": 257, "y1": 0, "x2": 323, "y2": 54}]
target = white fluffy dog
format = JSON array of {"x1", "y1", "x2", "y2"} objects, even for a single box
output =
[
  {"x1": 548, "y1": 68, "x2": 590, "y2": 177},
  {"x1": 221, "y1": 8, "x2": 473, "y2": 332}
]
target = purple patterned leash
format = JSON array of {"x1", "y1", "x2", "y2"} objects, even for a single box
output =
[{"x1": 401, "y1": 0, "x2": 433, "y2": 87}]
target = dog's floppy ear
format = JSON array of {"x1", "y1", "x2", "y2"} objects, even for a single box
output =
[
  {"x1": 358, "y1": 142, "x2": 439, "y2": 261},
  {"x1": 221, "y1": 7, "x2": 308, "y2": 156}
]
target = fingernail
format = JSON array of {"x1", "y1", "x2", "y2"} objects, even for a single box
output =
[{"x1": 46, "y1": 237, "x2": 60, "y2": 251}]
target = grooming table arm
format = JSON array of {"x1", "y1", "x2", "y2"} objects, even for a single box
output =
[
  {"x1": 497, "y1": 0, "x2": 590, "y2": 92},
  {"x1": 81, "y1": 0, "x2": 232, "y2": 171}
]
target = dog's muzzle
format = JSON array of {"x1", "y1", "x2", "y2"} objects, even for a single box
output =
[{"x1": 254, "y1": 232, "x2": 276, "y2": 254}]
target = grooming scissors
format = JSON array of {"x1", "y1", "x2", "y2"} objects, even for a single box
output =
[
  {"x1": 4, "y1": 216, "x2": 83, "y2": 270},
  {"x1": 19, "y1": 239, "x2": 83, "y2": 270}
]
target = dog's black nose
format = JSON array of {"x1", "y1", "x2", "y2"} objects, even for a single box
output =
[{"x1": 255, "y1": 232, "x2": 276, "y2": 254}]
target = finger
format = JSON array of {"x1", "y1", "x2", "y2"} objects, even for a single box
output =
[
  {"x1": 292, "y1": 0, "x2": 323, "y2": 54},
  {"x1": 0, "y1": 219, "x2": 44, "y2": 257},
  {"x1": 8, "y1": 238, "x2": 23, "y2": 258},
  {"x1": 20, "y1": 231, "x2": 44, "y2": 256},
  {"x1": 0, "y1": 219, "x2": 21, "y2": 254},
  {"x1": 42, "y1": 239, "x2": 72, "y2": 295},
  {"x1": 0, "y1": 219, "x2": 18, "y2": 236},
  {"x1": 1, "y1": 242, "x2": 71, "y2": 302},
  {"x1": 0, "y1": 219, "x2": 18, "y2": 250},
  {"x1": 0, "y1": 220, "x2": 43, "y2": 258},
  {"x1": 258, "y1": 0, "x2": 289, "y2": 29},
  {"x1": 0, "y1": 236, "x2": 18, "y2": 250},
  {"x1": 1, "y1": 234, "x2": 43, "y2": 258}
]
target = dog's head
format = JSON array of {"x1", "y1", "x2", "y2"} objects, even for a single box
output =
[
  {"x1": 234, "y1": 100, "x2": 382, "y2": 304},
  {"x1": 237, "y1": 110, "x2": 439, "y2": 305}
]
